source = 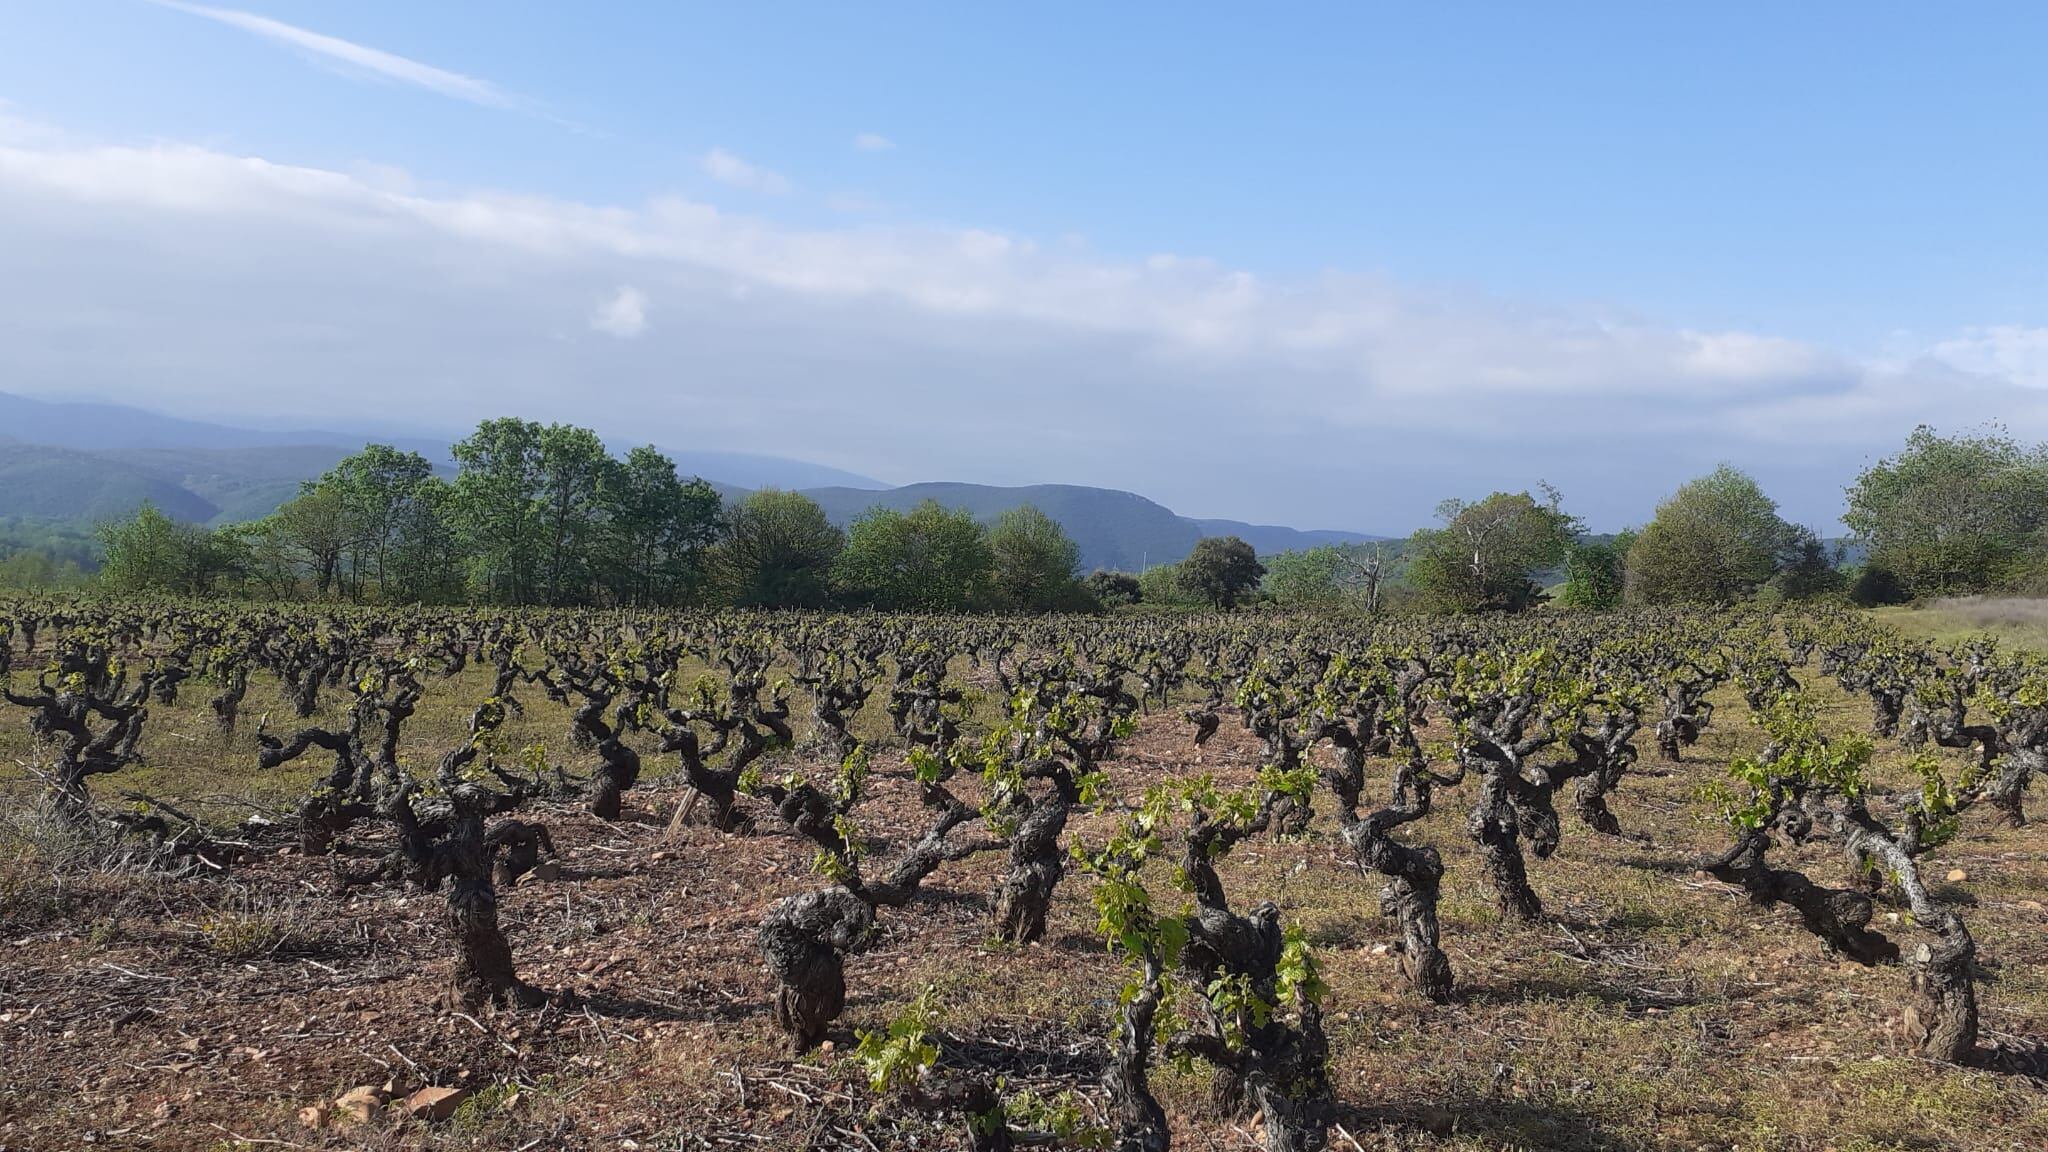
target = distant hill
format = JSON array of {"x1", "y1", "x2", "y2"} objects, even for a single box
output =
[
  {"x1": 0, "y1": 391, "x2": 884, "y2": 498},
  {"x1": 0, "y1": 442, "x2": 219, "y2": 523},
  {"x1": 0, "y1": 390, "x2": 444, "y2": 456},
  {"x1": 0, "y1": 393, "x2": 1382, "y2": 570},
  {"x1": 799, "y1": 483, "x2": 1381, "y2": 572},
  {"x1": 1185, "y1": 519, "x2": 1379, "y2": 559},
  {"x1": 660, "y1": 450, "x2": 883, "y2": 492},
  {"x1": 802, "y1": 483, "x2": 1199, "y2": 573},
  {"x1": 120, "y1": 445, "x2": 356, "y2": 524}
]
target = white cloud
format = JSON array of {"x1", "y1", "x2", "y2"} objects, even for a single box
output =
[
  {"x1": 590, "y1": 285, "x2": 648, "y2": 337},
  {"x1": 852, "y1": 132, "x2": 895, "y2": 152},
  {"x1": 1922, "y1": 326, "x2": 2048, "y2": 390},
  {"x1": 2, "y1": 124, "x2": 2045, "y2": 531},
  {"x1": 148, "y1": 0, "x2": 518, "y2": 110},
  {"x1": 701, "y1": 148, "x2": 791, "y2": 195}
]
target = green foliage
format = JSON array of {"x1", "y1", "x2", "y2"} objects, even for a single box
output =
[
  {"x1": 988, "y1": 504, "x2": 1089, "y2": 611},
  {"x1": 834, "y1": 499, "x2": 996, "y2": 612},
  {"x1": 854, "y1": 984, "x2": 942, "y2": 1093},
  {"x1": 1624, "y1": 466, "x2": 1804, "y2": 605},
  {"x1": 1713, "y1": 691, "x2": 1872, "y2": 828},
  {"x1": 1767, "y1": 533, "x2": 1847, "y2": 602},
  {"x1": 1135, "y1": 562, "x2": 1201, "y2": 609},
  {"x1": 1084, "y1": 569, "x2": 1141, "y2": 608},
  {"x1": 711, "y1": 488, "x2": 844, "y2": 608},
  {"x1": 1262, "y1": 542, "x2": 1394, "y2": 612},
  {"x1": 1072, "y1": 787, "x2": 1187, "y2": 967},
  {"x1": 1276, "y1": 924, "x2": 1327, "y2": 1008},
  {"x1": 1406, "y1": 488, "x2": 1577, "y2": 614},
  {"x1": 1001, "y1": 1088, "x2": 1108, "y2": 1148},
  {"x1": 1844, "y1": 424, "x2": 2048, "y2": 598},
  {"x1": 95, "y1": 502, "x2": 244, "y2": 596},
  {"x1": 1262, "y1": 545, "x2": 1349, "y2": 610},
  {"x1": 1175, "y1": 536, "x2": 1264, "y2": 609},
  {"x1": 1559, "y1": 531, "x2": 1632, "y2": 610}
]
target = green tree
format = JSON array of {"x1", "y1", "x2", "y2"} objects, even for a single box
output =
[
  {"x1": 535, "y1": 423, "x2": 616, "y2": 605},
  {"x1": 0, "y1": 550, "x2": 85, "y2": 590},
  {"x1": 1136, "y1": 562, "x2": 1199, "y2": 608},
  {"x1": 1085, "y1": 569, "x2": 1142, "y2": 608},
  {"x1": 324, "y1": 444, "x2": 444, "y2": 600},
  {"x1": 834, "y1": 500, "x2": 995, "y2": 612},
  {"x1": 988, "y1": 504, "x2": 1084, "y2": 611},
  {"x1": 601, "y1": 446, "x2": 723, "y2": 606},
  {"x1": 381, "y1": 476, "x2": 463, "y2": 604},
  {"x1": 711, "y1": 489, "x2": 845, "y2": 608},
  {"x1": 1263, "y1": 545, "x2": 1348, "y2": 610},
  {"x1": 95, "y1": 503, "x2": 240, "y2": 595},
  {"x1": 1175, "y1": 536, "x2": 1265, "y2": 609},
  {"x1": 1406, "y1": 489, "x2": 1576, "y2": 613},
  {"x1": 269, "y1": 483, "x2": 353, "y2": 597},
  {"x1": 1626, "y1": 466, "x2": 1798, "y2": 604},
  {"x1": 450, "y1": 418, "x2": 547, "y2": 604},
  {"x1": 1843, "y1": 425, "x2": 2048, "y2": 597},
  {"x1": 226, "y1": 518, "x2": 307, "y2": 600},
  {"x1": 1558, "y1": 530, "x2": 1634, "y2": 610},
  {"x1": 1767, "y1": 533, "x2": 1847, "y2": 602}
]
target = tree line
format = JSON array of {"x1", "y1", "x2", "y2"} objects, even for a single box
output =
[
  {"x1": 52, "y1": 420, "x2": 2048, "y2": 614},
  {"x1": 87, "y1": 419, "x2": 1107, "y2": 613},
  {"x1": 1214, "y1": 424, "x2": 2048, "y2": 614}
]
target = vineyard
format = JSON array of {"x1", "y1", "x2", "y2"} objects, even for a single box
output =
[{"x1": 0, "y1": 599, "x2": 2044, "y2": 1151}]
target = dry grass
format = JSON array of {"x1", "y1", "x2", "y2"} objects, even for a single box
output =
[
  {"x1": 1874, "y1": 596, "x2": 2048, "y2": 653},
  {"x1": 0, "y1": 650, "x2": 2042, "y2": 1151}
]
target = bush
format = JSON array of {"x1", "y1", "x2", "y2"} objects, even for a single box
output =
[{"x1": 1848, "y1": 565, "x2": 1912, "y2": 607}]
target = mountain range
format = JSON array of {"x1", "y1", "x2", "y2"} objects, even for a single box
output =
[{"x1": 0, "y1": 391, "x2": 1380, "y2": 571}]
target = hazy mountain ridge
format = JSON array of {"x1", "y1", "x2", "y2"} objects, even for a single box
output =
[
  {"x1": 800, "y1": 484, "x2": 1379, "y2": 572},
  {"x1": 0, "y1": 441, "x2": 220, "y2": 523},
  {"x1": 0, "y1": 392, "x2": 1381, "y2": 569}
]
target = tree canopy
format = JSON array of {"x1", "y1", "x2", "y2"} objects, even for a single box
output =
[
  {"x1": 1405, "y1": 490, "x2": 1577, "y2": 613},
  {"x1": 1626, "y1": 466, "x2": 1802, "y2": 604},
  {"x1": 713, "y1": 489, "x2": 844, "y2": 609},
  {"x1": 1176, "y1": 536, "x2": 1265, "y2": 609},
  {"x1": 1844, "y1": 425, "x2": 2048, "y2": 597},
  {"x1": 988, "y1": 504, "x2": 1087, "y2": 612}
]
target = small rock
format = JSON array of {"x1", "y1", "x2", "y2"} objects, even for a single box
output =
[
  {"x1": 528, "y1": 860, "x2": 562, "y2": 883},
  {"x1": 332, "y1": 1085, "x2": 388, "y2": 1127},
  {"x1": 2018, "y1": 900, "x2": 2044, "y2": 913},
  {"x1": 1945, "y1": 868, "x2": 1968, "y2": 883},
  {"x1": 297, "y1": 1103, "x2": 330, "y2": 1130},
  {"x1": 403, "y1": 1086, "x2": 471, "y2": 1122}
]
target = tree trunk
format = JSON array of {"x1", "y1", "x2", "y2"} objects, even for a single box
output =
[
  {"x1": 1905, "y1": 936, "x2": 1978, "y2": 1064},
  {"x1": 759, "y1": 887, "x2": 873, "y2": 1054},
  {"x1": 1469, "y1": 779, "x2": 1542, "y2": 923},
  {"x1": 991, "y1": 798, "x2": 1065, "y2": 945},
  {"x1": 445, "y1": 874, "x2": 544, "y2": 1008}
]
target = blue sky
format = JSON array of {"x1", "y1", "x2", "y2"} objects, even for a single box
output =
[{"x1": 2, "y1": 1, "x2": 2046, "y2": 532}]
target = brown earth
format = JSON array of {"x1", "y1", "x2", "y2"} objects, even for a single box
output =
[{"x1": 1, "y1": 666, "x2": 2044, "y2": 1151}]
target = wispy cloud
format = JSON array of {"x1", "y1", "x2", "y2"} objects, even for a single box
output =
[
  {"x1": 147, "y1": 0, "x2": 518, "y2": 110},
  {"x1": 701, "y1": 148, "x2": 790, "y2": 195},
  {"x1": 590, "y1": 285, "x2": 648, "y2": 338},
  {"x1": 852, "y1": 132, "x2": 895, "y2": 153}
]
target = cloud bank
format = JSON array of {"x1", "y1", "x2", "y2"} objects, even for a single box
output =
[{"x1": 1, "y1": 122, "x2": 2042, "y2": 533}]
